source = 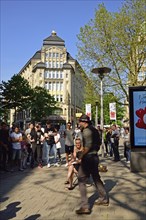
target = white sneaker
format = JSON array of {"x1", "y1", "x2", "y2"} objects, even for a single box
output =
[
  {"x1": 47, "y1": 163, "x2": 51, "y2": 168},
  {"x1": 64, "y1": 163, "x2": 68, "y2": 167},
  {"x1": 126, "y1": 161, "x2": 130, "y2": 164},
  {"x1": 54, "y1": 163, "x2": 60, "y2": 167}
]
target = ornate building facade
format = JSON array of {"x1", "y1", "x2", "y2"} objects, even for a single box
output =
[{"x1": 14, "y1": 31, "x2": 86, "y2": 126}]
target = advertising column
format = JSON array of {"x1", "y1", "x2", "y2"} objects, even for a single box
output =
[{"x1": 129, "y1": 86, "x2": 146, "y2": 172}]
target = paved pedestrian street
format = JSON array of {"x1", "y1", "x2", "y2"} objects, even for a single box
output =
[{"x1": 0, "y1": 146, "x2": 146, "y2": 220}]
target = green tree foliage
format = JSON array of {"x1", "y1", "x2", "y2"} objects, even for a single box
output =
[
  {"x1": 30, "y1": 86, "x2": 57, "y2": 122},
  {"x1": 0, "y1": 74, "x2": 32, "y2": 120},
  {"x1": 77, "y1": 0, "x2": 146, "y2": 103},
  {"x1": 1, "y1": 75, "x2": 57, "y2": 123}
]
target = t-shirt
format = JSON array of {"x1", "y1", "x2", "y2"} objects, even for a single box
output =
[
  {"x1": 36, "y1": 129, "x2": 44, "y2": 145},
  {"x1": 30, "y1": 128, "x2": 37, "y2": 143},
  {"x1": 64, "y1": 129, "x2": 75, "y2": 146},
  {"x1": 54, "y1": 133, "x2": 61, "y2": 149},
  {"x1": 111, "y1": 130, "x2": 119, "y2": 144},
  {"x1": 44, "y1": 127, "x2": 55, "y2": 145},
  {"x1": 10, "y1": 132, "x2": 22, "y2": 150},
  {"x1": 82, "y1": 128, "x2": 92, "y2": 150}
]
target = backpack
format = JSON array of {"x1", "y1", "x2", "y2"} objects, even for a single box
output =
[{"x1": 88, "y1": 125, "x2": 101, "y2": 152}]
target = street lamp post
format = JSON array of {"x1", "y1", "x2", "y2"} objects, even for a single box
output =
[
  {"x1": 95, "y1": 101, "x2": 98, "y2": 128},
  {"x1": 91, "y1": 67, "x2": 111, "y2": 157}
]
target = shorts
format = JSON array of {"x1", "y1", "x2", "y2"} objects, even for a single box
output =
[
  {"x1": 12, "y1": 149, "x2": 22, "y2": 160},
  {"x1": 65, "y1": 145, "x2": 74, "y2": 154}
]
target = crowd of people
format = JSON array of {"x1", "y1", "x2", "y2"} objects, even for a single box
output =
[
  {"x1": 0, "y1": 120, "x2": 131, "y2": 172},
  {"x1": 0, "y1": 121, "x2": 63, "y2": 172},
  {"x1": 103, "y1": 124, "x2": 131, "y2": 163}
]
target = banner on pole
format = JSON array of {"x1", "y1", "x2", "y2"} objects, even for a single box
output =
[
  {"x1": 109, "y1": 102, "x2": 116, "y2": 120},
  {"x1": 85, "y1": 104, "x2": 92, "y2": 120}
]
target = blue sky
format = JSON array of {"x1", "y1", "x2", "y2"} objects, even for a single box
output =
[{"x1": 1, "y1": 0, "x2": 124, "y2": 82}]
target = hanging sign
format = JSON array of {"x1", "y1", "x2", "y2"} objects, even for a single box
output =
[
  {"x1": 109, "y1": 102, "x2": 116, "y2": 120},
  {"x1": 85, "y1": 104, "x2": 92, "y2": 120}
]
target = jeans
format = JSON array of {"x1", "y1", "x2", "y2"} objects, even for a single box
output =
[
  {"x1": 126, "y1": 148, "x2": 131, "y2": 161},
  {"x1": 111, "y1": 143, "x2": 120, "y2": 161},
  {"x1": 31, "y1": 143, "x2": 42, "y2": 166},
  {"x1": 43, "y1": 141, "x2": 57, "y2": 164},
  {"x1": 12, "y1": 149, "x2": 22, "y2": 160},
  {"x1": 108, "y1": 141, "x2": 113, "y2": 156}
]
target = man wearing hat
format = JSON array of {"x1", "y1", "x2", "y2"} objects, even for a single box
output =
[{"x1": 76, "y1": 114, "x2": 109, "y2": 215}]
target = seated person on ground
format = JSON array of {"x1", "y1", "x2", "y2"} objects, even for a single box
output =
[{"x1": 65, "y1": 138, "x2": 83, "y2": 190}]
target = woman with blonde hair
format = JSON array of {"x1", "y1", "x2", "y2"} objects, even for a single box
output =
[{"x1": 65, "y1": 138, "x2": 83, "y2": 190}]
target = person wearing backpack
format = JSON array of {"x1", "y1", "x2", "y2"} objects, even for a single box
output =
[{"x1": 75, "y1": 114, "x2": 109, "y2": 215}]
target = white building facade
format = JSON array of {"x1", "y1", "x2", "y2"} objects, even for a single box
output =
[{"x1": 16, "y1": 31, "x2": 86, "y2": 126}]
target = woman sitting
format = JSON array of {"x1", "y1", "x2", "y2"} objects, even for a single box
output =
[{"x1": 65, "y1": 138, "x2": 83, "y2": 190}]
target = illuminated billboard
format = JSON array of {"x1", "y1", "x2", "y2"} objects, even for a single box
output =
[{"x1": 129, "y1": 86, "x2": 146, "y2": 148}]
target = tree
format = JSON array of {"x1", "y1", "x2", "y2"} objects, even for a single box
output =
[
  {"x1": 1, "y1": 74, "x2": 32, "y2": 121},
  {"x1": 30, "y1": 86, "x2": 57, "y2": 122},
  {"x1": 77, "y1": 0, "x2": 146, "y2": 103}
]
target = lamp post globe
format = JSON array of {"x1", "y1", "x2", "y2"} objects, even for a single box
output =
[{"x1": 91, "y1": 67, "x2": 111, "y2": 157}]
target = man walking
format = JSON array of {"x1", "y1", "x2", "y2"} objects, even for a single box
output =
[{"x1": 76, "y1": 114, "x2": 109, "y2": 215}]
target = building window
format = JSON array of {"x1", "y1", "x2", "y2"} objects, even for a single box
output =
[
  {"x1": 60, "y1": 62, "x2": 63, "y2": 68},
  {"x1": 45, "y1": 62, "x2": 49, "y2": 68},
  {"x1": 48, "y1": 71, "x2": 51, "y2": 78},
  {"x1": 49, "y1": 82, "x2": 52, "y2": 90},
  {"x1": 60, "y1": 95, "x2": 63, "y2": 102},
  {"x1": 40, "y1": 72, "x2": 42, "y2": 77},
  {"x1": 56, "y1": 82, "x2": 59, "y2": 91},
  {"x1": 48, "y1": 61, "x2": 52, "y2": 68},
  {"x1": 45, "y1": 82, "x2": 48, "y2": 90},
  {"x1": 52, "y1": 61, "x2": 55, "y2": 68},
  {"x1": 56, "y1": 95, "x2": 59, "y2": 101},
  {"x1": 44, "y1": 72, "x2": 47, "y2": 79},
  {"x1": 56, "y1": 62, "x2": 59, "y2": 68},
  {"x1": 46, "y1": 53, "x2": 49, "y2": 58},
  {"x1": 52, "y1": 82, "x2": 55, "y2": 91},
  {"x1": 52, "y1": 71, "x2": 55, "y2": 78},
  {"x1": 60, "y1": 82, "x2": 63, "y2": 91}
]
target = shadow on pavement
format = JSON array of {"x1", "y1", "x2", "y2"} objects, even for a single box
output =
[
  {"x1": 24, "y1": 214, "x2": 41, "y2": 220},
  {"x1": 88, "y1": 179, "x2": 117, "y2": 209},
  {"x1": 0, "y1": 201, "x2": 21, "y2": 220},
  {"x1": 104, "y1": 179, "x2": 117, "y2": 192}
]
